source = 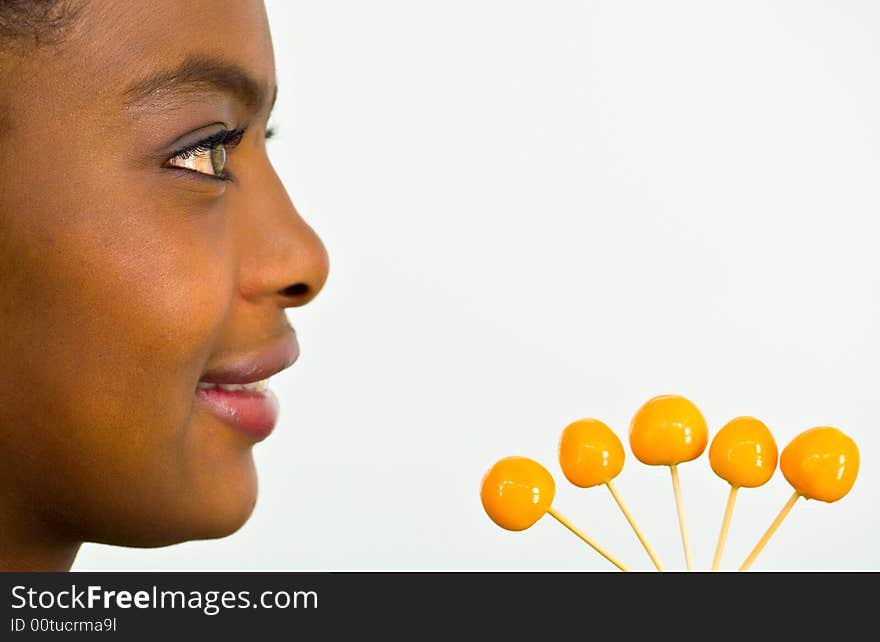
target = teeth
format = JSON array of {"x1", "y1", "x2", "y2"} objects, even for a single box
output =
[{"x1": 197, "y1": 378, "x2": 270, "y2": 392}]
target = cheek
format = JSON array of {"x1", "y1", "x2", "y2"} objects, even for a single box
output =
[
  {"x1": 42, "y1": 204, "x2": 224, "y2": 411},
  {"x1": 0, "y1": 177, "x2": 244, "y2": 542}
]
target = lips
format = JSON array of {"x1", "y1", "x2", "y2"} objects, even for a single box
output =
[
  {"x1": 199, "y1": 332, "x2": 300, "y2": 384},
  {"x1": 195, "y1": 387, "x2": 280, "y2": 441},
  {"x1": 195, "y1": 331, "x2": 299, "y2": 440}
]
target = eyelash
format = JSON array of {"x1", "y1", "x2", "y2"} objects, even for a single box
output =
[{"x1": 167, "y1": 125, "x2": 277, "y2": 183}]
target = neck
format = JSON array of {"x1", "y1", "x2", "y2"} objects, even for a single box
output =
[
  {"x1": 0, "y1": 488, "x2": 81, "y2": 571},
  {"x1": 0, "y1": 539, "x2": 80, "y2": 572}
]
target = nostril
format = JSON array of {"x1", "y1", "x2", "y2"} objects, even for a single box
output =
[{"x1": 281, "y1": 282, "x2": 308, "y2": 297}]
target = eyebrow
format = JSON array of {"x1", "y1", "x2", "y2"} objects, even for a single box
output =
[{"x1": 122, "y1": 53, "x2": 277, "y2": 117}]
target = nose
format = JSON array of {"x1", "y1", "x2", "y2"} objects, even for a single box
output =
[{"x1": 234, "y1": 158, "x2": 330, "y2": 308}]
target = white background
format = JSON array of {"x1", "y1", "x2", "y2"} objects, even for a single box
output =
[{"x1": 76, "y1": 0, "x2": 879, "y2": 571}]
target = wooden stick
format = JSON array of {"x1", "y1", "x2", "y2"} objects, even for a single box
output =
[
  {"x1": 547, "y1": 507, "x2": 630, "y2": 571},
  {"x1": 711, "y1": 485, "x2": 739, "y2": 571},
  {"x1": 605, "y1": 480, "x2": 664, "y2": 571},
  {"x1": 669, "y1": 464, "x2": 694, "y2": 570},
  {"x1": 738, "y1": 491, "x2": 801, "y2": 571}
]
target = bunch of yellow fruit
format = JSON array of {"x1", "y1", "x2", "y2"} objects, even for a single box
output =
[{"x1": 480, "y1": 394, "x2": 859, "y2": 571}]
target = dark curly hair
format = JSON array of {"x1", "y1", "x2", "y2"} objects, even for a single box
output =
[
  {"x1": 0, "y1": 0, "x2": 82, "y2": 51},
  {"x1": 0, "y1": 1, "x2": 83, "y2": 136}
]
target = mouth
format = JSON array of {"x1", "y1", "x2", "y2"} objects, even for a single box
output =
[
  {"x1": 197, "y1": 379, "x2": 271, "y2": 393},
  {"x1": 195, "y1": 331, "x2": 299, "y2": 441}
]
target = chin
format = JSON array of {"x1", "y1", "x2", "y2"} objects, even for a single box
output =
[
  {"x1": 187, "y1": 484, "x2": 260, "y2": 543},
  {"x1": 86, "y1": 458, "x2": 261, "y2": 549}
]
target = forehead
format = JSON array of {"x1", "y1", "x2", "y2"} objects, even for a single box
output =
[{"x1": 26, "y1": 0, "x2": 275, "y2": 116}]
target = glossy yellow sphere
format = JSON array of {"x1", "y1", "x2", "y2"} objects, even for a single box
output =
[
  {"x1": 629, "y1": 394, "x2": 708, "y2": 465},
  {"x1": 709, "y1": 416, "x2": 778, "y2": 488},
  {"x1": 480, "y1": 456, "x2": 556, "y2": 531},
  {"x1": 558, "y1": 418, "x2": 625, "y2": 488},
  {"x1": 780, "y1": 427, "x2": 859, "y2": 502}
]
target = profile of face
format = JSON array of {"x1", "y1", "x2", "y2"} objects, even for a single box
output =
[{"x1": 0, "y1": 0, "x2": 329, "y2": 570}]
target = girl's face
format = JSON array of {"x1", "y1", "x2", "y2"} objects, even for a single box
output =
[{"x1": 0, "y1": 0, "x2": 329, "y2": 560}]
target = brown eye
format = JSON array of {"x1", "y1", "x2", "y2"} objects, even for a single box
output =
[
  {"x1": 210, "y1": 144, "x2": 226, "y2": 175},
  {"x1": 164, "y1": 128, "x2": 244, "y2": 180},
  {"x1": 167, "y1": 143, "x2": 227, "y2": 178}
]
